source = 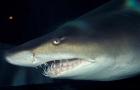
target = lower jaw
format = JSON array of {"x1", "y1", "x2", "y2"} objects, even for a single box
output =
[{"x1": 36, "y1": 58, "x2": 92, "y2": 77}]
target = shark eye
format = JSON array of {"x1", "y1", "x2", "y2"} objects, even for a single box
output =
[
  {"x1": 53, "y1": 39, "x2": 61, "y2": 45},
  {"x1": 52, "y1": 37, "x2": 65, "y2": 45}
]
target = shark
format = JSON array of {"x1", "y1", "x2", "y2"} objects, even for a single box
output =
[{"x1": 4, "y1": 0, "x2": 140, "y2": 81}]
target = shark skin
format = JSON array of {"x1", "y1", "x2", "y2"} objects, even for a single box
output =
[{"x1": 5, "y1": 0, "x2": 140, "y2": 81}]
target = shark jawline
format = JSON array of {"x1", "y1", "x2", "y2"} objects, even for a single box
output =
[{"x1": 36, "y1": 58, "x2": 93, "y2": 78}]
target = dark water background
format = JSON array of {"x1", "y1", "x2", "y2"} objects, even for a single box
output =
[{"x1": 0, "y1": 0, "x2": 140, "y2": 89}]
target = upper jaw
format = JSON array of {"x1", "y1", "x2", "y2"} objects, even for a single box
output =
[{"x1": 5, "y1": 50, "x2": 95, "y2": 67}]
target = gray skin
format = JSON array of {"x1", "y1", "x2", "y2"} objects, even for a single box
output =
[{"x1": 5, "y1": 0, "x2": 140, "y2": 81}]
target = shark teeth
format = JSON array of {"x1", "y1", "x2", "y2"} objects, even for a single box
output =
[{"x1": 36, "y1": 58, "x2": 94, "y2": 77}]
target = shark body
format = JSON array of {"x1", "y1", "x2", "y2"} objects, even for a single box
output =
[{"x1": 5, "y1": 0, "x2": 140, "y2": 81}]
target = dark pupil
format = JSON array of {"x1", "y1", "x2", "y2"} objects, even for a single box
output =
[{"x1": 56, "y1": 38, "x2": 60, "y2": 42}]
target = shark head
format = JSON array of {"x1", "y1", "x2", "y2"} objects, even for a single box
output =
[
  {"x1": 5, "y1": 21, "x2": 114, "y2": 80},
  {"x1": 5, "y1": 0, "x2": 140, "y2": 81}
]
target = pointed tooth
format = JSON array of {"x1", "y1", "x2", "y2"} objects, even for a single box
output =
[
  {"x1": 43, "y1": 65, "x2": 47, "y2": 71},
  {"x1": 51, "y1": 63, "x2": 54, "y2": 69},
  {"x1": 53, "y1": 63, "x2": 56, "y2": 68},
  {"x1": 52, "y1": 63, "x2": 55, "y2": 69},
  {"x1": 44, "y1": 62, "x2": 48, "y2": 66},
  {"x1": 42, "y1": 64, "x2": 45, "y2": 68},
  {"x1": 40, "y1": 64, "x2": 43, "y2": 68},
  {"x1": 47, "y1": 67, "x2": 51, "y2": 73},
  {"x1": 42, "y1": 71, "x2": 49, "y2": 77},
  {"x1": 42, "y1": 68, "x2": 47, "y2": 76}
]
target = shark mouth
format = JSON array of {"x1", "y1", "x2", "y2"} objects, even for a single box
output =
[{"x1": 36, "y1": 58, "x2": 93, "y2": 77}]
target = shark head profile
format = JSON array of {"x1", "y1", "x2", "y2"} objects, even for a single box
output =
[{"x1": 5, "y1": 0, "x2": 140, "y2": 81}]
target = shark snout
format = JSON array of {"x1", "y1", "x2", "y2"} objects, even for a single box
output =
[{"x1": 5, "y1": 50, "x2": 35, "y2": 67}]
